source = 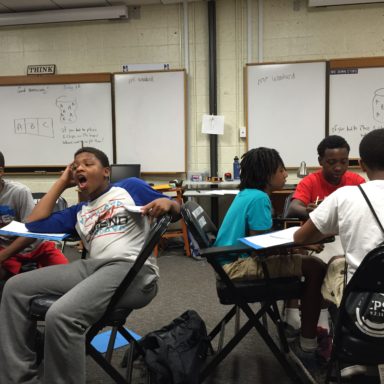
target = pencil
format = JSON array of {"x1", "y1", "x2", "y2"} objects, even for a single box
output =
[{"x1": 315, "y1": 196, "x2": 319, "y2": 205}]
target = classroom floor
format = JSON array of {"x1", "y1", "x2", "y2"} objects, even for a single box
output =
[{"x1": 62, "y1": 244, "x2": 303, "y2": 384}]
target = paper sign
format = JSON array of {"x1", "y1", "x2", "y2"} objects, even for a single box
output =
[{"x1": 202, "y1": 114, "x2": 225, "y2": 135}]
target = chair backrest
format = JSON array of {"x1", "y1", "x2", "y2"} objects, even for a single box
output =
[
  {"x1": 281, "y1": 192, "x2": 294, "y2": 219},
  {"x1": 181, "y1": 201, "x2": 218, "y2": 249},
  {"x1": 110, "y1": 164, "x2": 141, "y2": 183},
  {"x1": 103, "y1": 213, "x2": 172, "y2": 315},
  {"x1": 32, "y1": 193, "x2": 68, "y2": 213}
]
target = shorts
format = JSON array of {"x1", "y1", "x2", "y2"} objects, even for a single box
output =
[
  {"x1": 1, "y1": 241, "x2": 68, "y2": 275},
  {"x1": 222, "y1": 254, "x2": 302, "y2": 281},
  {"x1": 321, "y1": 257, "x2": 346, "y2": 307}
]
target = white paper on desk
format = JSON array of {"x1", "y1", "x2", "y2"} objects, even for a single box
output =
[
  {"x1": 239, "y1": 226, "x2": 300, "y2": 250},
  {"x1": 0, "y1": 221, "x2": 69, "y2": 241},
  {"x1": 202, "y1": 114, "x2": 224, "y2": 135},
  {"x1": 127, "y1": 206, "x2": 143, "y2": 213}
]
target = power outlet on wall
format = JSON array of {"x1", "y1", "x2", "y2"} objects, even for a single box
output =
[{"x1": 239, "y1": 126, "x2": 246, "y2": 138}]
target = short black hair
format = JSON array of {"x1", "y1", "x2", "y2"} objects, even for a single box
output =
[
  {"x1": 74, "y1": 147, "x2": 110, "y2": 168},
  {"x1": 239, "y1": 147, "x2": 285, "y2": 191},
  {"x1": 359, "y1": 129, "x2": 384, "y2": 170},
  {"x1": 317, "y1": 135, "x2": 350, "y2": 157},
  {"x1": 0, "y1": 151, "x2": 4, "y2": 168}
]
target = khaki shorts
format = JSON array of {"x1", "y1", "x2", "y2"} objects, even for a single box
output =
[
  {"x1": 321, "y1": 257, "x2": 346, "y2": 307},
  {"x1": 222, "y1": 254, "x2": 302, "y2": 281}
]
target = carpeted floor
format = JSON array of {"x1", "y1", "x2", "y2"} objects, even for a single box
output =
[{"x1": 61, "y1": 244, "x2": 298, "y2": 384}]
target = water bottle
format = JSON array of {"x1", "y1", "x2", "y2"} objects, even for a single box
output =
[{"x1": 233, "y1": 156, "x2": 240, "y2": 180}]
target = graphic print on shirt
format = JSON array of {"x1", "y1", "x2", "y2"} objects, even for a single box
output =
[
  {"x1": 0, "y1": 205, "x2": 16, "y2": 227},
  {"x1": 79, "y1": 199, "x2": 131, "y2": 242}
]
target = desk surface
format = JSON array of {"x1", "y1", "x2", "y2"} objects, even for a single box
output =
[{"x1": 184, "y1": 190, "x2": 239, "y2": 197}]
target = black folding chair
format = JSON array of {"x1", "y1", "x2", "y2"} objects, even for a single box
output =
[
  {"x1": 181, "y1": 201, "x2": 307, "y2": 383},
  {"x1": 326, "y1": 243, "x2": 384, "y2": 384},
  {"x1": 29, "y1": 214, "x2": 172, "y2": 384}
]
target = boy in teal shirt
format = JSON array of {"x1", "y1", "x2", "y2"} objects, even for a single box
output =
[{"x1": 215, "y1": 147, "x2": 327, "y2": 360}]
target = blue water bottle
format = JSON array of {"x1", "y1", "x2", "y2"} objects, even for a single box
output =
[{"x1": 233, "y1": 156, "x2": 240, "y2": 180}]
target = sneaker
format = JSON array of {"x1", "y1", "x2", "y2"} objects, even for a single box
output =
[
  {"x1": 289, "y1": 338, "x2": 327, "y2": 383},
  {"x1": 340, "y1": 364, "x2": 378, "y2": 379},
  {"x1": 283, "y1": 322, "x2": 300, "y2": 342},
  {"x1": 316, "y1": 326, "x2": 333, "y2": 363}
]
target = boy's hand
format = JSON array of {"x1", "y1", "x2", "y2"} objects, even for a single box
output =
[
  {"x1": 59, "y1": 163, "x2": 77, "y2": 189},
  {"x1": 141, "y1": 198, "x2": 180, "y2": 220},
  {"x1": 305, "y1": 203, "x2": 317, "y2": 214}
]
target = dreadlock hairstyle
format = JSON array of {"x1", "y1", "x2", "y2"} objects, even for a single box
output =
[{"x1": 239, "y1": 147, "x2": 285, "y2": 191}]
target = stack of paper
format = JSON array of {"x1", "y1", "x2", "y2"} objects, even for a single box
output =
[
  {"x1": 0, "y1": 221, "x2": 69, "y2": 241},
  {"x1": 240, "y1": 226, "x2": 300, "y2": 250}
]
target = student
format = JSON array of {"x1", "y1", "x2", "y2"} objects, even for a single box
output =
[
  {"x1": 287, "y1": 135, "x2": 365, "y2": 219},
  {"x1": 214, "y1": 147, "x2": 326, "y2": 357},
  {"x1": 285, "y1": 135, "x2": 365, "y2": 338},
  {"x1": 294, "y1": 129, "x2": 384, "y2": 305},
  {"x1": 0, "y1": 151, "x2": 68, "y2": 281},
  {"x1": 0, "y1": 147, "x2": 180, "y2": 384},
  {"x1": 294, "y1": 129, "x2": 384, "y2": 379}
]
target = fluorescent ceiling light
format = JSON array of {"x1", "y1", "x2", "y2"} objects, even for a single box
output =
[{"x1": 0, "y1": 5, "x2": 128, "y2": 26}]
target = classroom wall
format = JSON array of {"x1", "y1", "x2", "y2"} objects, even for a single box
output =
[{"x1": 0, "y1": 0, "x2": 383, "y2": 203}]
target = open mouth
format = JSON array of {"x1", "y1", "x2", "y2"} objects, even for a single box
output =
[{"x1": 77, "y1": 174, "x2": 88, "y2": 190}]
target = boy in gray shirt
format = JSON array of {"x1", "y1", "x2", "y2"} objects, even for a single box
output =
[{"x1": 0, "y1": 151, "x2": 68, "y2": 280}]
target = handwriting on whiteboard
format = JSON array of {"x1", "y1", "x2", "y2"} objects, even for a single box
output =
[{"x1": 257, "y1": 73, "x2": 296, "y2": 86}]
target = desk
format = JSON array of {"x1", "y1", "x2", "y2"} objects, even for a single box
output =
[{"x1": 184, "y1": 185, "x2": 297, "y2": 227}]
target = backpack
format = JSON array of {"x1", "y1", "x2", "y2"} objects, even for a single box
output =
[
  {"x1": 140, "y1": 310, "x2": 211, "y2": 384},
  {"x1": 345, "y1": 291, "x2": 384, "y2": 340}
]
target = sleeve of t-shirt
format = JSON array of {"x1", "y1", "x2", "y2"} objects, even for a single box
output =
[
  {"x1": 247, "y1": 194, "x2": 273, "y2": 231},
  {"x1": 114, "y1": 177, "x2": 167, "y2": 206},
  {"x1": 354, "y1": 173, "x2": 366, "y2": 185},
  {"x1": 16, "y1": 187, "x2": 35, "y2": 223},
  {"x1": 309, "y1": 192, "x2": 339, "y2": 235},
  {"x1": 292, "y1": 177, "x2": 312, "y2": 206},
  {"x1": 25, "y1": 204, "x2": 83, "y2": 234}
]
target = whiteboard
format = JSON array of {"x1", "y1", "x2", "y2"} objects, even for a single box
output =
[
  {"x1": 114, "y1": 70, "x2": 186, "y2": 173},
  {"x1": 329, "y1": 66, "x2": 384, "y2": 158},
  {"x1": 246, "y1": 62, "x2": 326, "y2": 167},
  {"x1": 0, "y1": 81, "x2": 113, "y2": 166}
]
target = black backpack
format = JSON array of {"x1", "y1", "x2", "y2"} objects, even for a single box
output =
[{"x1": 140, "y1": 310, "x2": 211, "y2": 384}]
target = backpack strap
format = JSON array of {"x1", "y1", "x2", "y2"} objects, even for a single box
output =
[{"x1": 358, "y1": 185, "x2": 384, "y2": 235}]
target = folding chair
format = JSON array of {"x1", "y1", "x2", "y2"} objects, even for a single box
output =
[
  {"x1": 29, "y1": 213, "x2": 172, "y2": 384},
  {"x1": 326, "y1": 243, "x2": 384, "y2": 384},
  {"x1": 181, "y1": 201, "x2": 306, "y2": 383},
  {"x1": 273, "y1": 192, "x2": 304, "y2": 230}
]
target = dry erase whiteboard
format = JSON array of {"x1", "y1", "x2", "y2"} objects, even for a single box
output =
[
  {"x1": 0, "y1": 75, "x2": 113, "y2": 166},
  {"x1": 329, "y1": 65, "x2": 384, "y2": 158},
  {"x1": 246, "y1": 62, "x2": 326, "y2": 167},
  {"x1": 114, "y1": 70, "x2": 186, "y2": 173}
]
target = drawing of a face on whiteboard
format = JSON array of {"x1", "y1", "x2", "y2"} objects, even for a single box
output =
[
  {"x1": 56, "y1": 96, "x2": 77, "y2": 123},
  {"x1": 373, "y1": 88, "x2": 384, "y2": 123}
]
